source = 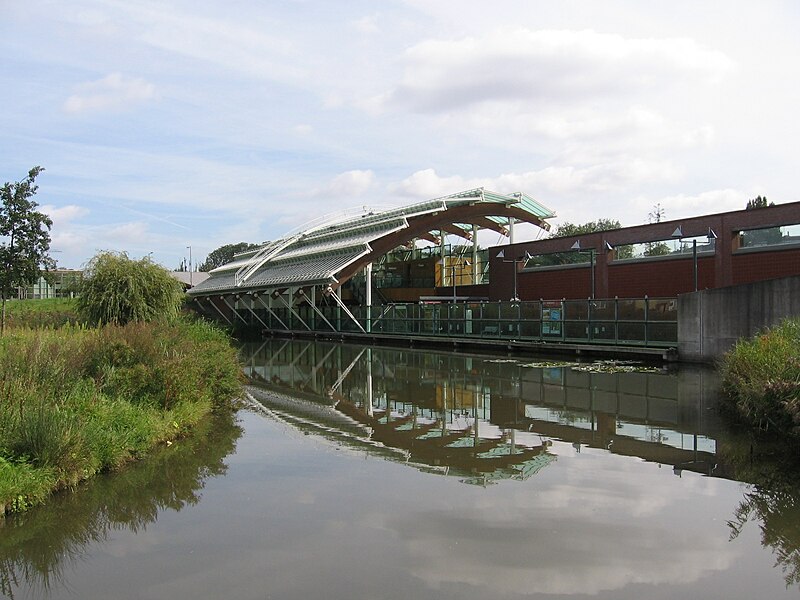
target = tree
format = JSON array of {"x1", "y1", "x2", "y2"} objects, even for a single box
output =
[
  {"x1": 744, "y1": 196, "x2": 782, "y2": 246},
  {"x1": 0, "y1": 167, "x2": 54, "y2": 334},
  {"x1": 77, "y1": 252, "x2": 183, "y2": 326},
  {"x1": 553, "y1": 219, "x2": 622, "y2": 238},
  {"x1": 531, "y1": 219, "x2": 633, "y2": 265},
  {"x1": 745, "y1": 195, "x2": 773, "y2": 210},
  {"x1": 199, "y1": 242, "x2": 259, "y2": 272}
]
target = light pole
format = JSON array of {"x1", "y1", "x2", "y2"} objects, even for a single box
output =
[
  {"x1": 451, "y1": 258, "x2": 471, "y2": 302},
  {"x1": 570, "y1": 241, "x2": 596, "y2": 299},
  {"x1": 497, "y1": 250, "x2": 531, "y2": 301},
  {"x1": 186, "y1": 246, "x2": 193, "y2": 287}
]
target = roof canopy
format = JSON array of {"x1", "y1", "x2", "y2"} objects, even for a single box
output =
[{"x1": 189, "y1": 187, "x2": 555, "y2": 297}]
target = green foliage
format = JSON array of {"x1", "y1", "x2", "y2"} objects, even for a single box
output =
[
  {"x1": 4, "y1": 298, "x2": 79, "y2": 329},
  {"x1": 532, "y1": 219, "x2": 633, "y2": 265},
  {"x1": 720, "y1": 318, "x2": 800, "y2": 437},
  {"x1": 199, "y1": 242, "x2": 258, "y2": 272},
  {"x1": 746, "y1": 195, "x2": 773, "y2": 210},
  {"x1": 644, "y1": 241, "x2": 671, "y2": 256},
  {"x1": 553, "y1": 219, "x2": 621, "y2": 238},
  {"x1": 0, "y1": 167, "x2": 55, "y2": 334},
  {"x1": 77, "y1": 252, "x2": 183, "y2": 326},
  {"x1": 0, "y1": 319, "x2": 243, "y2": 514}
]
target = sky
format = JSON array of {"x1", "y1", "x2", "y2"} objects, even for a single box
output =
[{"x1": 2, "y1": 0, "x2": 799, "y2": 270}]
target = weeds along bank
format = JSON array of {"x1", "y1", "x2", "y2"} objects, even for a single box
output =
[
  {"x1": 0, "y1": 318, "x2": 242, "y2": 515},
  {"x1": 720, "y1": 318, "x2": 800, "y2": 440}
]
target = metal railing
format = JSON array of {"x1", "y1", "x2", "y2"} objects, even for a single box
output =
[{"x1": 234, "y1": 297, "x2": 678, "y2": 348}]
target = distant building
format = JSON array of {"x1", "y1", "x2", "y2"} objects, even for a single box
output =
[
  {"x1": 17, "y1": 269, "x2": 83, "y2": 299},
  {"x1": 170, "y1": 271, "x2": 210, "y2": 290}
]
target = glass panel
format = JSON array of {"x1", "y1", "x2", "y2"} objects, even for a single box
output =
[
  {"x1": 520, "y1": 301, "x2": 541, "y2": 320},
  {"x1": 647, "y1": 322, "x2": 677, "y2": 344},
  {"x1": 647, "y1": 298, "x2": 678, "y2": 321},
  {"x1": 618, "y1": 322, "x2": 646, "y2": 343},
  {"x1": 590, "y1": 300, "x2": 615, "y2": 320},
  {"x1": 617, "y1": 299, "x2": 646, "y2": 321},
  {"x1": 564, "y1": 321, "x2": 589, "y2": 340},
  {"x1": 500, "y1": 302, "x2": 519, "y2": 320},
  {"x1": 590, "y1": 322, "x2": 616, "y2": 342},
  {"x1": 564, "y1": 300, "x2": 588, "y2": 320},
  {"x1": 519, "y1": 320, "x2": 541, "y2": 338}
]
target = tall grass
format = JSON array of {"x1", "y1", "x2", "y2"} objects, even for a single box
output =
[
  {"x1": 720, "y1": 318, "x2": 800, "y2": 437},
  {"x1": 3, "y1": 298, "x2": 79, "y2": 329},
  {"x1": 0, "y1": 319, "x2": 242, "y2": 514}
]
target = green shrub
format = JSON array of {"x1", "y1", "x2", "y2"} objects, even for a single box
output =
[
  {"x1": 77, "y1": 252, "x2": 183, "y2": 326},
  {"x1": 720, "y1": 318, "x2": 800, "y2": 436}
]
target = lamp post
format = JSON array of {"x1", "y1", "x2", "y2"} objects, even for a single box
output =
[
  {"x1": 450, "y1": 258, "x2": 471, "y2": 302},
  {"x1": 671, "y1": 226, "x2": 699, "y2": 292},
  {"x1": 570, "y1": 241, "x2": 596, "y2": 299},
  {"x1": 497, "y1": 250, "x2": 531, "y2": 301},
  {"x1": 186, "y1": 246, "x2": 193, "y2": 287}
]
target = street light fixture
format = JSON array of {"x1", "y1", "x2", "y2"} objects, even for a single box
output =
[
  {"x1": 451, "y1": 258, "x2": 471, "y2": 302},
  {"x1": 571, "y1": 240, "x2": 597, "y2": 299},
  {"x1": 497, "y1": 250, "x2": 532, "y2": 301}
]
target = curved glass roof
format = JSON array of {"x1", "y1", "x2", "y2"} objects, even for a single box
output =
[{"x1": 189, "y1": 187, "x2": 554, "y2": 297}]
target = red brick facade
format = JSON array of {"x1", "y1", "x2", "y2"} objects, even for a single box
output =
[{"x1": 489, "y1": 202, "x2": 800, "y2": 301}]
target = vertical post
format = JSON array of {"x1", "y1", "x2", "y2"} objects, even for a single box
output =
[
  {"x1": 365, "y1": 263, "x2": 372, "y2": 333},
  {"x1": 512, "y1": 260, "x2": 519, "y2": 302},
  {"x1": 187, "y1": 245, "x2": 193, "y2": 287},
  {"x1": 590, "y1": 250, "x2": 596, "y2": 299},
  {"x1": 509, "y1": 217, "x2": 515, "y2": 244},
  {"x1": 472, "y1": 224, "x2": 479, "y2": 283},
  {"x1": 692, "y1": 239, "x2": 698, "y2": 291}
]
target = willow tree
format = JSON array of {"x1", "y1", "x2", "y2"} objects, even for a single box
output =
[
  {"x1": 77, "y1": 251, "x2": 183, "y2": 326},
  {"x1": 0, "y1": 166, "x2": 54, "y2": 334}
]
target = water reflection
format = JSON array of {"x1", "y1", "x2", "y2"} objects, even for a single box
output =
[
  {"x1": 242, "y1": 339, "x2": 725, "y2": 483},
  {"x1": 0, "y1": 412, "x2": 242, "y2": 599}
]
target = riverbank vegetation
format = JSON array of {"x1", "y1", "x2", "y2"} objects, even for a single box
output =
[
  {"x1": 0, "y1": 319, "x2": 242, "y2": 514},
  {"x1": 720, "y1": 317, "x2": 800, "y2": 439},
  {"x1": 0, "y1": 252, "x2": 242, "y2": 515}
]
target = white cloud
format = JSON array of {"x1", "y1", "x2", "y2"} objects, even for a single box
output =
[
  {"x1": 378, "y1": 28, "x2": 735, "y2": 114},
  {"x1": 64, "y1": 73, "x2": 156, "y2": 114},
  {"x1": 106, "y1": 221, "x2": 149, "y2": 243},
  {"x1": 40, "y1": 204, "x2": 89, "y2": 224},
  {"x1": 388, "y1": 160, "x2": 680, "y2": 202},
  {"x1": 351, "y1": 15, "x2": 380, "y2": 34},
  {"x1": 316, "y1": 169, "x2": 375, "y2": 197}
]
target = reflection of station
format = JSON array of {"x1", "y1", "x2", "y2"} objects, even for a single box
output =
[{"x1": 242, "y1": 340, "x2": 730, "y2": 481}]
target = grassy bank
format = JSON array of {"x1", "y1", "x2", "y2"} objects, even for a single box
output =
[
  {"x1": 720, "y1": 317, "x2": 800, "y2": 438},
  {"x1": 4, "y1": 297, "x2": 79, "y2": 329},
  {"x1": 0, "y1": 317, "x2": 242, "y2": 514}
]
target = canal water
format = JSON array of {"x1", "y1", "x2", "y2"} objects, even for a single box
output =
[{"x1": 2, "y1": 339, "x2": 800, "y2": 599}]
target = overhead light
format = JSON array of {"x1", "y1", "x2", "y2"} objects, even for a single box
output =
[
  {"x1": 707, "y1": 227, "x2": 718, "y2": 239},
  {"x1": 524, "y1": 251, "x2": 533, "y2": 260},
  {"x1": 604, "y1": 241, "x2": 614, "y2": 251},
  {"x1": 496, "y1": 249, "x2": 505, "y2": 258},
  {"x1": 571, "y1": 240, "x2": 581, "y2": 250},
  {"x1": 671, "y1": 226, "x2": 683, "y2": 238}
]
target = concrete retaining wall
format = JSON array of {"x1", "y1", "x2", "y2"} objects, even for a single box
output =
[{"x1": 678, "y1": 275, "x2": 800, "y2": 363}]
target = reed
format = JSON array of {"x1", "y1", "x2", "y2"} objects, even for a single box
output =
[
  {"x1": 0, "y1": 319, "x2": 242, "y2": 514},
  {"x1": 720, "y1": 318, "x2": 800, "y2": 437}
]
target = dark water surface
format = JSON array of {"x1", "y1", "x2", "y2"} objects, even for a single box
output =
[{"x1": 2, "y1": 339, "x2": 800, "y2": 599}]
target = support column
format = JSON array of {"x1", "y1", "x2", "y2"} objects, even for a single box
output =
[
  {"x1": 472, "y1": 224, "x2": 479, "y2": 284},
  {"x1": 509, "y1": 218, "x2": 515, "y2": 245},
  {"x1": 365, "y1": 262, "x2": 372, "y2": 333}
]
